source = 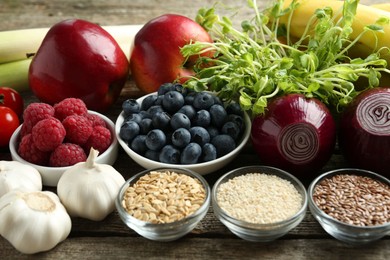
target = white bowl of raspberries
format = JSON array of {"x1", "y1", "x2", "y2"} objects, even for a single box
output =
[
  {"x1": 115, "y1": 83, "x2": 251, "y2": 175},
  {"x1": 9, "y1": 98, "x2": 118, "y2": 187}
]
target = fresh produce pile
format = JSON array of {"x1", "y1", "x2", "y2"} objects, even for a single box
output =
[
  {"x1": 182, "y1": 0, "x2": 390, "y2": 114},
  {"x1": 0, "y1": 150, "x2": 125, "y2": 254},
  {"x1": 16, "y1": 98, "x2": 112, "y2": 167},
  {"x1": 0, "y1": 87, "x2": 22, "y2": 148},
  {"x1": 1, "y1": 0, "x2": 390, "y2": 254},
  {"x1": 119, "y1": 83, "x2": 246, "y2": 164},
  {"x1": 178, "y1": 0, "x2": 390, "y2": 176}
]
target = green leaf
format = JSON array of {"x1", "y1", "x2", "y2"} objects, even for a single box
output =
[
  {"x1": 365, "y1": 24, "x2": 384, "y2": 33},
  {"x1": 239, "y1": 92, "x2": 253, "y2": 111},
  {"x1": 376, "y1": 17, "x2": 390, "y2": 26},
  {"x1": 368, "y1": 69, "x2": 380, "y2": 87},
  {"x1": 252, "y1": 96, "x2": 267, "y2": 115},
  {"x1": 307, "y1": 82, "x2": 320, "y2": 92}
]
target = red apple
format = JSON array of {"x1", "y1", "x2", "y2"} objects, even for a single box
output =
[
  {"x1": 29, "y1": 19, "x2": 129, "y2": 112},
  {"x1": 130, "y1": 14, "x2": 213, "y2": 93}
]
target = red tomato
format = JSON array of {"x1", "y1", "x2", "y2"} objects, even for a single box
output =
[
  {"x1": 0, "y1": 87, "x2": 24, "y2": 117},
  {"x1": 0, "y1": 106, "x2": 20, "y2": 148}
]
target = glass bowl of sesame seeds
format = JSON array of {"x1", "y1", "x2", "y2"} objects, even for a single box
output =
[
  {"x1": 212, "y1": 165, "x2": 308, "y2": 242},
  {"x1": 115, "y1": 167, "x2": 211, "y2": 242},
  {"x1": 308, "y1": 168, "x2": 390, "y2": 245}
]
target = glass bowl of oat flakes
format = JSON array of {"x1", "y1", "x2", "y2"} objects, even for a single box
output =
[
  {"x1": 115, "y1": 167, "x2": 211, "y2": 241},
  {"x1": 212, "y1": 165, "x2": 308, "y2": 242},
  {"x1": 308, "y1": 168, "x2": 390, "y2": 245}
]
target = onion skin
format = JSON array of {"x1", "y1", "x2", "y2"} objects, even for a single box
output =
[
  {"x1": 251, "y1": 94, "x2": 336, "y2": 178},
  {"x1": 339, "y1": 87, "x2": 390, "y2": 177}
]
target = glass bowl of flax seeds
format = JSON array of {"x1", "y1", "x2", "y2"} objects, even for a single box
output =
[
  {"x1": 308, "y1": 168, "x2": 390, "y2": 245},
  {"x1": 115, "y1": 167, "x2": 211, "y2": 241}
]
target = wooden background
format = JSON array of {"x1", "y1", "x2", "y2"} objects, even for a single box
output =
[{"x1": 0, "y1": 0, "x2": 389, "y2": 259}]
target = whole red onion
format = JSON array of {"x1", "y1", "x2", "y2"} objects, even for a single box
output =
[
  {"x1": 339, "y1": 87, "x2": 390, "y2": 177},
  {"x1": 251, "y1": 94, "x2": 336, "y2": 179}
]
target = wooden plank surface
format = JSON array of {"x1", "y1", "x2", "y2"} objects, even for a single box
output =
[{"x1": 0, "y1": 0, "x2": 389, "y2": 258}]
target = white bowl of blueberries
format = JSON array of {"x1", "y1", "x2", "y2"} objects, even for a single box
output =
[{"x1": 115, "y1": 83, "x2": 251, "y2": 175}]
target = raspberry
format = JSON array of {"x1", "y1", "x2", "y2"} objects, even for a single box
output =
[
  {"x1": 63, "y1": 115, "x2": 93, "y2": 145},
  {"x1": 18, "y1": 134, "x2": 50, "y2": 165},
  {"x1": 21, "y1": 103, "x2": 55, "y2": 136},
  {"x1": 49, "y1": 143, "x2": 87, "y2": 167},
  {"x1": 84, "y1": 126, "x2": 112, "y2": 154},
  {"x1": 85, "y1": 113, "x2": 106, "y2": 127},
  {"x1": 32, "y1": 117, "x2": 66, "y2": 152},
  {"x1": 54, "y1": 98, "x2": 88, "y2": 121}
]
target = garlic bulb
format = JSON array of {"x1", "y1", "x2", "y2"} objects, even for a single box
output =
[
  {"x1": 57, "y1": 148, "x2": 125, "y2": 221},
  {"x1": 0, "y1": 190, "x2": 71, "y2": 254},
  {"x1": 0, "y1": 160, "x2": 42, "y2": 198}
]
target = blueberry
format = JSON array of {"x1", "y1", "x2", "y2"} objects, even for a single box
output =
[
  {"x1": 226, "y1": 102, "x2": 243, "y2": 116},
  {"x1": 177, "y1": 105, "x2": 196, "y2": 120},
  {"x1": 172, "y1": 83, "x2": 188, "y2": 96},
  {"x1": 202, "y1": 143, "x2": 217, "y2": 162},
  {"x1": 158, "y1": 83, "x2": 175, "y2": 95},
  {"x1": 185, "y1": 91, "x2": 197, "y2": 105},
  {"x1": 222, "y1": 121, "x2": 241, "y2": 140},
  {"x1": 119, "y1": 121, "x2": 139, "y2": 142},
  {"x1": 159, "y1": 145, "x2": 181, "y2": 164},
  {"x1": 140, "y1": 94, "x2": 158, "y2": 111},
  {"x1": 181, "y1": 143, "x2": 202, "y2": 164},
  {"x1": 189, "y1": 126, "x2": 210, "y2": 146},
  {"x1": 171, "y1": 128, "x2": 191, "y2": 148},
  {"x1": 209, "y1": 104, "x2": 227, "y2": 128},
  {"x1": 211, "y1": 134, "x2": 236, "y2": 157},
  {"x1": 147, "y1": 105, "x2": 164, "y2": 117},
  {"x1": 145, "y1": 129, "x2": 166, "y2": 151},
  {"x1": 125, "y1": 113, "x2": 142, "y2": 124},
  {"x1": 193, "y1": 92, "x2": 215, "y2": 110},
  {"x1": 130, "y1": 135, "x2": 147, "y2": 155},
  {"x1": 145, "y1": 150, "x2": 160, "y2": 161},
  {"x1": 171, "y1": 112, "x2": 191, "y2": 130},
  {"x1": 228, "y1": 114, "x2": 244, "y2": 131},
  {"x1": 152, "y1": 111, "x2": 171, "y2": 130},
  {"x1": 139, "y1": 118, "x2": 153, "y2": 134},
  {"x1": 206, "y1": 126, "x2": 219, "y2": 139},
  {"x1": 155, "y1": 95, "x2": 164, "y2": 106},
  {"x1": 139, "y1": 110, "x2": 152, "y2": 119},
  {"x1": 162, "y1": 91, "x2": 185, "y2": 113},
  {"x1": 213, "y1": 95, "x2": 224, "y2": 106},
  {"x1": 192, "y1": 109, "x2": 211, "y2": 128},
  {"x1": 122, "y1": 99, "x2": 140, "y2": 116}
]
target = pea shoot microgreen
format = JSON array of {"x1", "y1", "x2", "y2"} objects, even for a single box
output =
[{"x1": 181, "y1": 0, "x2": 390, "y2": 116}]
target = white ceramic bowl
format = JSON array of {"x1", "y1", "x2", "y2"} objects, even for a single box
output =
[
  {"x1": 9, "y1": 111, "x2": 118, "y2": 187},
  {"x1": 115, "y1": 92, "x2": 251, "y2": 175}
]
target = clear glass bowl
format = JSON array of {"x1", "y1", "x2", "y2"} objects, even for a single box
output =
[
  {"x1": 115, "y1": 167, "x2": 211, "y2": 242},
  {"x1": 308, "y1": 168, "x2": 390, "y2": 245},
  {"x1": 212, "y1": 165, "x2": 308, "y2": 242}
]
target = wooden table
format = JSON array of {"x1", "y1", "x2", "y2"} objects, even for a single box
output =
[{"x1": 1, "y1": 0, "x2": 389, "y2": 258}]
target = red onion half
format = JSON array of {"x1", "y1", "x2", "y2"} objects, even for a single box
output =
[
  {"x1": 339, "y1": 88, "x2": 390, "y2": 177},
  {"x1": 251, "y1": 94, "x2": 336, "y2": 178}
]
